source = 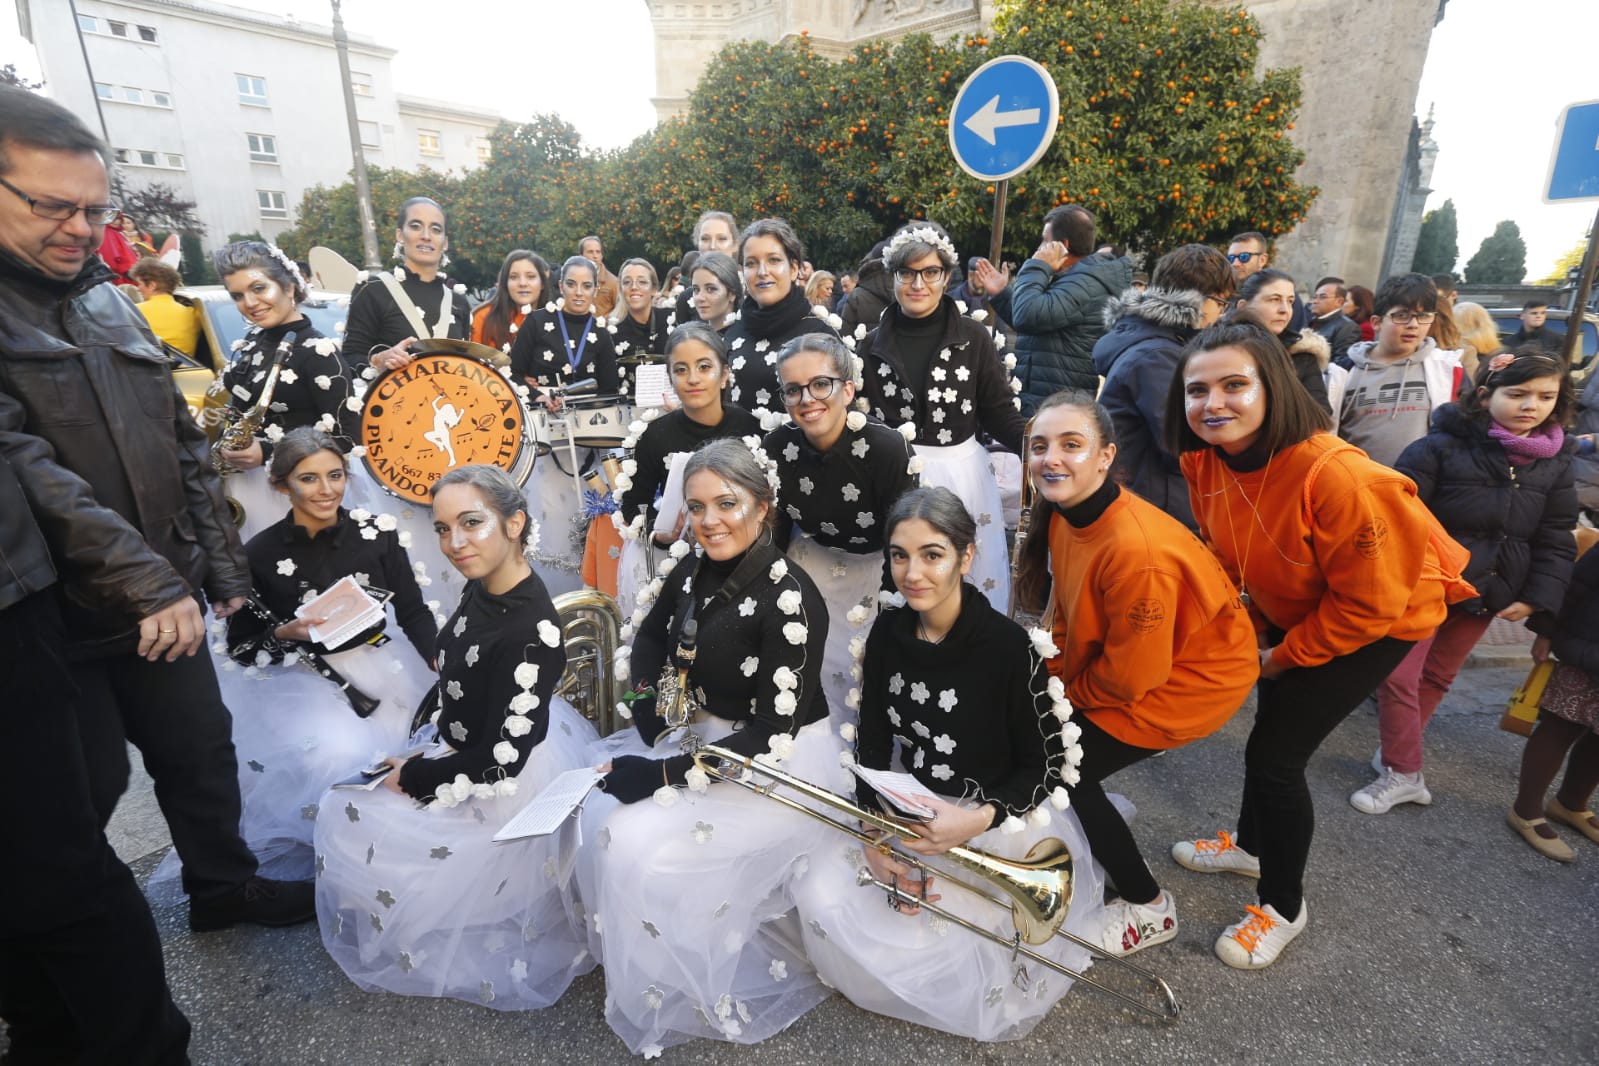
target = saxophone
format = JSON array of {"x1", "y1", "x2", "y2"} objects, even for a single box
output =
[{"x1": 212, "y1": 334, "x2": 295, "y2": 476}]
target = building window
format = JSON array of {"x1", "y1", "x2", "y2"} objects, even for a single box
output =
[
  {"x1": 151, "y1": 90, "x2": 171, "y2": 107},
  {"x1": 137, "y1": 150, "x2": 158, "y2": 167},
  {"x1": 108, "y1": 20, "x2": 128, "y2": 37},
  {"x1": 358, "y1": 120, "x2": 380, "y2": 148},
  {"x1": 417, "y1": 129, "x2": 441, "y2": 156},
  {"x1": 77, "y1": 15, "x2": 98, "y2": 32},
  {"x1": 113, "y1": 148, "x2": 130, "y2": 163},
  {"x1": 474, "y1": 137, "x2": 492, "y2": 163},
  {"x1": 247, "y1": 133, "x2": 278, "y2": 164},
  {"x1": 138, "y1": 25, "x2": 157, "y2": 43},
  {"x1": 258, "y1": 191, "x2": 288, "y2": 219},
  {"x1": 350, "y1": 71, "x2": 373, "y2": 97},
  {"x1": 123, "y1": 87, "x2": 143, "y2": 104},
  {"x1": 94, "y1": 83, "x2": 113, "y2": 100},
  {"x1": 165, "y1": 153, "x2": 184, "y2": 170},
  {"x1": 236, "y1": 74, "x2": 268, "y2": 106}
]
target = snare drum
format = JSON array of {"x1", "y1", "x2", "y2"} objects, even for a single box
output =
[
  {"x1": 565, "y1": 398, "x2": 628, "y2": 449},
  {"x1": 359, "y1": 349, "x2": 535, "y2": 501}
]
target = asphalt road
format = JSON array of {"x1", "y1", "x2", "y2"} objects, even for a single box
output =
[{"x1": 27, "y1": 660, "x2": 1599, "y2": 1064}]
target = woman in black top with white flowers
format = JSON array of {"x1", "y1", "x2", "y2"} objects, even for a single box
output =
[
  {"x1": 577, "y1": 439, "x2": 848, "y2": 1056},
  {"x1": 855, "y1": 221, "x2": 1025, "y2": 610},
  {"x1": 791, "y1": 486, "x2": 1102, "y2": 1041},
  {"x1": 314, "y1": 464, "x2": 598, "y2": 1011},
  {"x1": 724, "y1": 218, "x2": 839, "y2": 417},
  {"x1": 509, "y1": 255, "x2": 622, "y2": 403},
  {"x1": 763, "y1": 332, "x2": 919, "y2": 723},
  {"x1": 611, "y1": 257, "x2": 675, "y2": 359},
  {"x1": 346, "y1": 196, "x2": 473, "y2": 373}
]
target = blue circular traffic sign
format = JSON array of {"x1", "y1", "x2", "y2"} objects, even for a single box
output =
[{"x1": 948, "y1": 55, "x2": 1060, "y2": 182}]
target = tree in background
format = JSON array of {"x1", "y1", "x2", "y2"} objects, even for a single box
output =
[
  {"x1": 1411, "y1": 198, "x2": 1458, "y2": 276},
  {"x1": 1535, "y1": 239, "x2": 1587, "y2": 286},
  {"x1": 1464, "y1": 220, "x2": 1528, "y2": 285},
  {"x1": 0, "y1": 64, "x2": 41, "y2": 91}
]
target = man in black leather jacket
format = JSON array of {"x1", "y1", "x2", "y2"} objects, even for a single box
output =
[{"x1": 0, "y1": 87, "x2": 311, "y2": 932}]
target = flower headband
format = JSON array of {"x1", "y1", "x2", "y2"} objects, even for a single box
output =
[
  {"x1": 881, "y1": 225, "x2": 958, "y2": 271},
  {"x1": 265, "y1": 242, "x2": 307, "y2": 292}
]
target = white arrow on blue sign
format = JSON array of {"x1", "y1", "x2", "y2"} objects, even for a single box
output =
[
  {"x1": 1545, "y1": 99, "x2": 1599, "y2": 204},
  {"x1": 948, "y1": 55, "x2": 1060, "y2": 183}
]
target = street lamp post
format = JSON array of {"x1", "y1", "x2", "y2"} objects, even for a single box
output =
[{"x1": 330, "y1": 0, "x2": 382, "y2": 269}]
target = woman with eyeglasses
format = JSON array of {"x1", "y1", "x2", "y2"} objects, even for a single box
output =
[
  {"x1": 347, "y1": 196, "x2": 473, "y2": 374},
  {"x1": 763, "y1": 333, "x2": 919, "y2": 723},
  {"x1": 723, "y1": 218, "x2": 840, "y2": 417},
  {"x1": 855, "y1": 221, "x2": 1024, "y2": 612},
  {"x1": 690, "y1": 251, "x2": 742, "y2": 335},
  {"x1": 611, "y1": 257, "x2": 674, "y2": 359},
  {"x1": 1229, "y1": 268, "x2": 1332, "y2": 416}
]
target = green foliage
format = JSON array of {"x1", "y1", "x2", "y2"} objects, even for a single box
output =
[
  {"x1": 1411, "y1": 198, "x2": 1458, "y2": 277},
  {"x1": 180, "y1": 233, "x2": 215, "y2": 285},
  {"x1": 1535, "y1": 239, "x2": 1588, "y2": 286},
  {"x1": 275, "y1": 0, "x2": 1315, "y2": 275},
  {"x1": 1463, "y1": 219, "x2": 1527, "y2": 285}
]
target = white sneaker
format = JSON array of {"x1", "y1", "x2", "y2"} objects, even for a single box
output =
[
  {"x1": 1215, "y1": 900, "x2": 1307, "y2": 969},
  {"x1": 1100, "y1": 892, "x2": 1177, "y2": 957},
  {"x1": 1171, "y1": 831, "x2": 1260, "y2": 877},
  {"x1": 1349, "y1": 768, "x2": 1433, "y2": 815}
]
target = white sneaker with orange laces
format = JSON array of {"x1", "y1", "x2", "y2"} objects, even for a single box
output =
[
  {"x1": 1170, "y1": 831, "x2": 1261, "y2": 877},
  {"x1": 1214, "y1": 900, "x2": 1308, "y2": 970}
]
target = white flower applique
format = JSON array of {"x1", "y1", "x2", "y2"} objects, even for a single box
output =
[
  {"x1": 851, "y1": 437, "x2": 870, "y2": 459},
  {"x1": 840, "y1": 483, "x2": 860, "y2": 502},
  {"x1": 738, "y1": 596, "x2": 757, "y2": 617},
  {"x1": 888, "y1": 673, "x2": 905, "y2": 696},
  {"x1": 276, "y1": 558, "x2": 296, "y2": 576},
  {"x1": 740, "y1": 656, "x2": 760, "y2": 677},
  {"x1": 938, "y1": 688, "x2": 958, "y2": 712},
  {"x1": 909, "y1": 681, "x2": 929, "y2": 704}
]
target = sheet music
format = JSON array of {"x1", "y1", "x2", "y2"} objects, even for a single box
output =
[
  {"x1": 492, "y1": 767, "x2": 604, "y2": 842},
  {"x1": 632, "y1": 363, "x2": 671, "y2": 410},
  {"x1": 849, "y1": 765, "x2": 941, "y2": 819},
  {"x1": 299, "y1": 575, "x2": 386, "y2": 647},
  {"x1": 651, "y1": 451, "x2": 691, "y2": 536}
]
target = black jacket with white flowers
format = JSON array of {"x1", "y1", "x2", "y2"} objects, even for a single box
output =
[
  {"x1": 227, "y1": 508, "x2": 436, "y2": 661},
  {"x1": 508, "y1": 308, "x2": 622, "y2": 397},
  {"x1": 618, "y1": 406, "x2": 763, "y2": 530},
  {"x1": 764, "y1": 415, "x2": 919, "y2": 555},
  {"x1": 724, "y1": 287, "x2": 840, "y2": 415},
  {"x1": 397, "y1": 571, "x2": 568, "y2": 800},
  {"x1": 220, "y1": 319, "x2": 359, "y2": 456},
  {"x1": 856, "y1": 297, "x2": 1026, "y2": 454},
  {"x1": 855, "y1": 582, "x2": 1059, "y2": 828},
  {"x1": 627, "y1": 539, "x2": 829, "y2": 785},
  {"x1": 342, "y1": 267, "x2": 471, "y2": 364}
]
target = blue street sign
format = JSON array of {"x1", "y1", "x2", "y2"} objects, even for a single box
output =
[
  {"x1": 1545, "y1": 99, "x2": 1599, "y2": 204},
  {"x1": 948, "y1": 55, "x2": 1060, "y2": 183}
]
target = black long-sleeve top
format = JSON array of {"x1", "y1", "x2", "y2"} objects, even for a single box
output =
[
  {"x1": 612, "y1": 306, "x2": 675, "y2": 359},
  {"x1": 764, "y1": 414, "x2": 919, "y2": 556},
  {"x1": 220, "y1": 319, "x2": 360, "y2": 458},
  {"x1": 854, "y1": 583, "x2": 1059, "y2": 827},
  {"x1": 226, "y1": 508, "x2": 437, "y2": 662},
  {"x1": 724, "y1": 287, "x2": 840, "y2": 415},
  {"x1": 342, "y1": 267, "x2": 471, "y2": 364},
  {"x1": 508, "y1": 308, "x2": 622, "y2": 398},
  {"x1": 618, "y1": 405, "x2": 763, "y2": 530},
  {"x1": 397, "y1": 571, "x2": 568, "y2": 800},
  {"x1": 856, "y1": 297, "x2": 1026, "y2": 454},
  {"x1": 628, "y1": 539, "x2": 830, "y2": 785}
]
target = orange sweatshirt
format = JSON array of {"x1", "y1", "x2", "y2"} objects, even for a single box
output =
[
  {"x1": 1048, "y1": 488, "x2": 1257, "y2": 749},
  {"x1": 1181, "y1": 433, "x2": 1451, "y2": 672}
]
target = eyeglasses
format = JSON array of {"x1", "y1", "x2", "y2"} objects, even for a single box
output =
[
  {"x1": 894, "y1": 266, "x2": 948, "y2": 287},
  {"x1": 1203, "y1": 294, "x2": 1233, "y2": 309},
  {"x1": 1385, "y1": 310, "x2": 1436, "y2": 326},
  {"x1": 778, "y1": 376, "x2": 847, "y2": 406},
  {"x1": 1225, "y1": 252, "x2": 1260, "y2": 264},
  {"x1": 0, "y1": 176, "x2": 119, "y2": 225}
]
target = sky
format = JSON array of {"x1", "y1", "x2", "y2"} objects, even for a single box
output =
[{"x1": 4, "y1": 0, "x2": 1596, "y2": 282}]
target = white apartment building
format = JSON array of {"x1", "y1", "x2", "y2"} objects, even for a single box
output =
[{"x1": 15, "y1": 0, "x2": 501, "y2": 242}]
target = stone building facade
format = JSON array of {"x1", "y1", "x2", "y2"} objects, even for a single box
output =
[{"x1": 643, "y1": 0, "x2": 1446, "y2": 288}]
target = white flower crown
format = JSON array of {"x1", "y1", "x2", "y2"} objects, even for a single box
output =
[
  {"x1": 881, "y1": 225, "x2": 957, "y2": 271},
  {"x1": 264, "y1": 242, "x2": 307, "y2": 292}
]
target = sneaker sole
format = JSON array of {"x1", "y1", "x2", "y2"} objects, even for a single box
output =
[{"x1": 1171, "y1": 849, "x2": 1260, "y2": 878}]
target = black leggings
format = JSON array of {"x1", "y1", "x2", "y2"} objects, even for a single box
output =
[
  {"x1": 1235, "y1": 636, "x2": 1414, "y2": 921},
  {"x1": 1070, "y1": 715, "x2": 1163, "y2": 905}
]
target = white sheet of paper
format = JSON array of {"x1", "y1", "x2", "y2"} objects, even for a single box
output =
[
  {"x1": 651, "y1": 451, "x2": 692, "y2": 537},
  {"x1": 298, "y1": 574, "x2": 385, "y2": 647},
  {"x1": 492, "y1": 767, "x2": 604, "y2": 842},
  {"x1": 849, "y1": 764, "x2": 941, "y2": 819},
  {"x1": 632, "y1": 363, "x2": 671, "y2": 410}
]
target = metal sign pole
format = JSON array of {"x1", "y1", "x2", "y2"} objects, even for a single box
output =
[
  {"x1": 1565, "y1": 203, "x2": 1599, "y2": 370},
  {"x1": 989, "y1": 180, "x2": 1009, "y2": 267}
]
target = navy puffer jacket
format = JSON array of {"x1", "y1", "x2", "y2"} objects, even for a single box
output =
[{"x1": 1395, "y1": 403, "x2": 1577, "y2": 616}]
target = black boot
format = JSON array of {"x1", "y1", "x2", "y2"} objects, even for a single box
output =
[{"x1": 188, "y1": 877, "x2": 315, "y2": 932}]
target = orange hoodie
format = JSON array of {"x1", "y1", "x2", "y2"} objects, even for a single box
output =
[
  {"x1": 1181, "y1": 433, "x2": 1451, "y2": 671},
  {"x1": 1048, "y1": 488, "x2": 1257, "y2": 749}
]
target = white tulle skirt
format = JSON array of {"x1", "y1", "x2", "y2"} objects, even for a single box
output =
[
  {"x1": 783, "y1": 531, "x2": 881, "y2": 729},
  {"x1": 614, "y1": 535, "x2": 655, "y2": 625},
  {"x1": 523, "y1": 453, "x2": 587, "y2": 599},
  {"x1": 222, "y1": 465, "x2": 286, "y2": 544},
  {"x1": 313, "y1": 697, "x2": 600, "y2": 1011},
  {"x1": 915, "y1": 437, "x2": 1010, "y2": 612},
  {"x1": 575, "y1": 717, "x2": 851, "y2": 1056},
  {"x1": 792, "y1": 795, "x2": 1105, "y2": 1041}
]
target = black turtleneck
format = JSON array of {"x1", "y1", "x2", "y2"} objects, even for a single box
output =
[
  {"x1": 1058, "y1": 476, "x2": 1121, "y2": 528},
  {"x1": 1218, "y1": 437, "x2": 1278, "y2": 474},
  {"x1": 724, "y1": 286, "x2": 840, "y2": 413},
  {"x1": 893, "y1": 302, "x2": 948, "y2": 399}
]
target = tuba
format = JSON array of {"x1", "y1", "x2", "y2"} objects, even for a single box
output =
[{"x1": 552, "y1": 588, "x2": 625, "y2": 736}]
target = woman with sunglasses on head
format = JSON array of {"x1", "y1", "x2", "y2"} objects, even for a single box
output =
[
  {"x1": 855, "y1": 221, "x2": 1024, "y2": 612},
  {"x1": 472, "y1": 250, "x2": 549, "y2": 355},
  {"x1": 723, "y1": 218, "x2": 839, "y2": 417},
  {"x1": 611, "y1": 257, "x2": 675, "y2": 359},
  {"x1": 577, "y1": 438, "x2": 845, "y2": 1056},
  {"x1": 314, "y1": 464, "x2": 598, "y2": 1010},
  {"x1": 346, "y1": 196, "x2": 473, "y2": 374},
  {"x1": 764, "y1": 333, "x2": 918, "y2": 723}
]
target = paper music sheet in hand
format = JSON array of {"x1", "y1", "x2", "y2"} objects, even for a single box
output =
[
  {"x1": 297, "y1": 575, "x2": 386, "y2": 647},
  {"x1": 633, "y1": 362, "x2": 672, "y2": 410},
  {"x1": 651, "y1": 451, "x2": 691, "y2": 537},
  {"x1": 848, "y1": 765, "x2": 941, "y2": 820},
  {"x1": 493, "y1": 767, "x2": 604, "y2": 842}
]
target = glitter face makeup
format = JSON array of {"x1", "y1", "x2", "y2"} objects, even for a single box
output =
[
  {"x1": 684, "y1": 471, "x2": 766, "y2": 560},
  {"x1": 433, "y1": 484, "x2": 524, "y2": 588},
  {"x1": 1028, "y1": 405, "x2": 1115, "y2": 510},
  {"x1": 280, "y1": 448, "x2": 346, "y2": 533},
  {"x1": 1182, "y1": 345, "x2": 1268, "y2": 454},
  {"x1": 223, "y1": 267, "x2": 297, "y2": 329}
]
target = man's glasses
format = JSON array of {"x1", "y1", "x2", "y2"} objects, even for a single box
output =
[
  {"x1": 1225, "y1": 252, "x2": 1260, "y2": 265},
  {"x1": 894, "y1": 266, "x2": 947, "y2": 287},
  {"x1": 0, "y1": 176, "x2": 119, "y2": 225},
  {"x1": 779, "y1": 376, "x2": 847, "y2": 406},
  {"x1": 1385, "y1": 310, "x2": 1436, "y2": 326}
]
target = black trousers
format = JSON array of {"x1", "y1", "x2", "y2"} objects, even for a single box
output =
[
  {"x1": 72, "y1": 632, "x2": 258, "y2": 901},
  {"x1": 1235, "y1": 636, "x2": 1414, "y2": 920},
  {"x1": 1070, "y1": 715, "x2": 1163, "y2": 904},
  {"x1": 0, "y1": 593, "x2": 190, "y2": 1065}
]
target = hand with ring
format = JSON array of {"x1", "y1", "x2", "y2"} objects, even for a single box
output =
[{"x1": 138, "y1": 597, "x2": 206, "y2": 662}]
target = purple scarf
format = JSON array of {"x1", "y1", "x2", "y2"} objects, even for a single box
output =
[{"x1": 1488, "y1": 421, "x2": 1564, "y2": 466}]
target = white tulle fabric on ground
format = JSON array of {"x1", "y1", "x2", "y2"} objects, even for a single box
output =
[
  {"x1": 792, "y1": 796, "x2": 1105, "y2": 1041},
  {"x1": 914, "y1": 436, "x2": 1010, "y2": 612},
  {"x1": 523, "y1": 453, "x2": 587, "y2": 599},
  {"x1": 313, "y1": 696, "x2": 599, "y2": 1011},
  {"x1": 614, "y1": 535, "x2": 655, "y2": 624},
  {"x1": 575, "y1": 717, "x2": 850, "y2": 1056},
  {"x1": 221, "y1": 465, "x2": 284, "y2": 543},
  {"x1": 783, "y1": 531, "x2": 881, "y2": 729}
]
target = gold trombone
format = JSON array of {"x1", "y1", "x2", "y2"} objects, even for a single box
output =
[{"x1": 691, "y1": 743, "x2": 1181, "y2": 1022}]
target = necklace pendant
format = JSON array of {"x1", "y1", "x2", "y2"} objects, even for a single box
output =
[{"x1": 1239, "y1": 588, "x2": 1252, "y2": 608}]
